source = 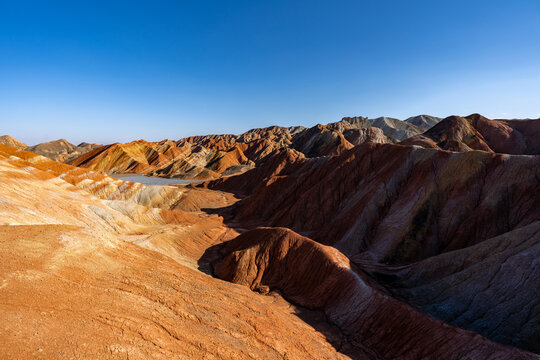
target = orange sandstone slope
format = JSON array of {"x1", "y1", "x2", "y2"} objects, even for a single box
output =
[
  {"x1": 72, "y1": 138, "x2": 279, "y2": 179},
  {"x1": 0, "y1": 144, "x2": 348, "y2": 359}
]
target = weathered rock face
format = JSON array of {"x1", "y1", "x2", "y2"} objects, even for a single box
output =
[
  {"x1": 214, "y1": 143, "x2": 539, "y2": 262},
  {"x1": 291, "y1": 124, "x2": 354, "y2": 157},
  {"x1": 473, "y1": 114, "x2": 540, "y2": 154},
  {"x1": 212, "y1": 227, "x2": 536, "y2": 360},
  {"x1": 366, "y1": 222, "x2": 540, "y2": 353},
  {"x1": 178, "y1": 133, "x2": 238, "y2": 150},
  {"x1": 404, "y1": 114, "x2": 442, "y2": 129},
  {"x1": 342, "y1": 127, "x2": 392, "y2": 145},
  {"x1": 237, "y1": 125, "x2": 294, "y2": 147},
  {"x1": 401, "y1": 115, "x2": 492, "y2": 152},
  {"x1": 401, "y1": 114, "x2": 540, "y2": 154},
  {"x1": 210, "y1": 141, "x2": 540, "y2": 354}
]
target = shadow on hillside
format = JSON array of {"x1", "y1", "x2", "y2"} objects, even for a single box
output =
[
  {"x1": 197, "y1": 238, "x2": 369, "y2": 359},
  {"x1": 291, "y1": 305, "x2": 374, "y2": 359},
  {"x1": 194, "y1": 183, "x2": 371, "y2": 358}
]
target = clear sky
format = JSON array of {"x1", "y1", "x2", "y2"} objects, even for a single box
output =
[{"x1": 1, "y1": 0, "x2": 539, "y2": 145}]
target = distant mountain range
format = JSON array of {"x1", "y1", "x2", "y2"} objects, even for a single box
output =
[{"x1": 2, "y1": 114, "x2": 538, "y2": 181}]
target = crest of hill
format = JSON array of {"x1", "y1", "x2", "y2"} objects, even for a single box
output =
[
  {"x1": 404, "y1": 114, "x2": 442, "y2": 128},
  {"x1": 328, "y1": 115, "x2": 440, "y2": 141},
  {"x1": 68, "y1": 113, "x2": 537, "y2": 183},
  {"x1": 25, "y1": 138, "x2": 101, "y2": 163},
  {"x1": 401, "y1": 114, "x2": 540, "y2": 154},
  {"x1": 0, "y1": 135, "x2": 27, "y2": 149},
  {"x1": 27, "y1": 138, "x2": 76, "y2": 154}
]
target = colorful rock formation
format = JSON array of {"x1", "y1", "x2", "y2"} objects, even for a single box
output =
[
  {"x1": 1, "y1": 113, "x2": 539, "y2": 359},
  {"x1": 68, "y1": 115, "x2": 429, "y2": 179}
]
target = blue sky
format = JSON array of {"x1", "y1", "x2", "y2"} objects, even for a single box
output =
[{"x1": 1, "y1": 0, "x2": 539, "y2": 145}]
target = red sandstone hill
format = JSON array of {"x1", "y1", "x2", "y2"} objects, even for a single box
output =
[
  {"x1": 72, "y1": 137, "x2": 283, "y2": 179},
  {"x1": 401, "y1": 114, "x2": 540, "y2": 154},
  {"x1": 212, "y1": 227, "x2": 536, "y2": 359},
  {"x1": 209, "y1": 141, "x2": 540, "y2": 353},
  {"x1": 211, "y1": 143, "x2": 539, "y2": 263},
  {"x1": 291, "y1": 124, "x2": 354, "y2": 157}
]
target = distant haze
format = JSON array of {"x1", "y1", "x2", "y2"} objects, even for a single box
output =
[{"x1": 1, "y1": 1, "x2": 539, "y2": 145}]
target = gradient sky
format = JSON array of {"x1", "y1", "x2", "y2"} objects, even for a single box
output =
[{"x1": 1, "y1": 0, "x2": 539, "y2": 145}]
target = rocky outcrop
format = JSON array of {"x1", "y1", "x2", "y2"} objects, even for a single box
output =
[
  {"x1": 342, "y1": 127, "x2": 392, "y2": 145},
  {"x1": 400, "y1": 115, "x2": 493, "y2": 152},
  {"x1": 291, "y1": 124, "x2": 354, "y2": 157},
  {"x1": 332, "y1": 116, "x2": 426, "y2": 141}
]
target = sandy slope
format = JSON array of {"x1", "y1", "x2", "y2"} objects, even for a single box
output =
[{"x1": 0, "y1": 145, "x2": 347, "y2": 359}]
